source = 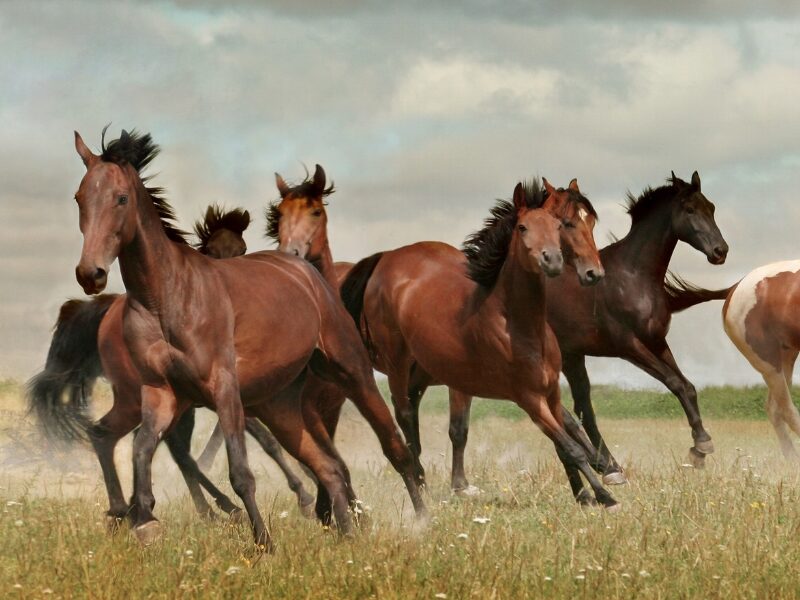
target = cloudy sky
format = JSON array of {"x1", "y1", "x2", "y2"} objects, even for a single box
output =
[{"x1": 1, "y1": 1, "x2": 799, "y2": 389}]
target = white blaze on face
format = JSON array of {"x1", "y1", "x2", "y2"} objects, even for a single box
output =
[{"x1": 578, "y1": 207, "x2": 588, "y2": 223}]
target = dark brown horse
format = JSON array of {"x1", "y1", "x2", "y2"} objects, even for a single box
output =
[
  {"x1": 545, "y1": 172, "x2": 728, "y2": 474},
  {"x1": 341, "y1": 179, "x2": 619, "y2": 508},
  {"x1": 29, "y1": 201, "x2": 316, "y2": 522},
  {"x1": 68, "y1": 128, "x2": 425, "y2": 549}
]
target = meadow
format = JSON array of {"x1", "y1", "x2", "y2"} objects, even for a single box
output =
[{"x1": 2, "y1": 378, "x2": 800, "y2": 599}]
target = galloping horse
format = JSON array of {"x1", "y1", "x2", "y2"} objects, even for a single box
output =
[
  {"x1": 198, "y1": 165, "x2": 359, "y2": 524},
  {"x1": 29, "y1": 201, "x2": 316, "y2": 521},
  {"x1": 545, "y1": 172, "x2": 729, "y2": 475},
  {"x1": 68, "y1": 128, "x2": 425, "y2": 549},
  {"x1": 723, "y1": 262, "x2": 800, "y2": 458},
  {"x1": 341, "y1": 179, "x2": 620, "y2": 508}
]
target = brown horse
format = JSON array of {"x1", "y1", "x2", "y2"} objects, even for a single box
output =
[
  {"x1": 341, "y1": 179, "x2": 619, "y2": 508},
  {"x1": 723, "y1": 261, "x2": 800, "y2": 458},
  {"x1": 69, "y1": 128, "x2": 425, "y2": 549},
  {"x1": 29, "y1": 201, "x2": 316, "y2": 521},
  {"x1": 198, "y1": 165, "x2": 359, "y2": 524}
]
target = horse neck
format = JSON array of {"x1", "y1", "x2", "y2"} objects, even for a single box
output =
[
  {"x1": 489, "y1": 243, "x2": 548, "y2": 339},
  {"x1": 615, "y1": 205, "x2": 677, "y2": 282},
  {"x1": 118, "y1": 180, "x2": 182, "y2": 312},
  {"x1": 309, "y1": 231, "x2": 338, "y2": 289}
]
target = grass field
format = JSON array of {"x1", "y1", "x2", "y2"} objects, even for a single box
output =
[{"x1": 2, "y1": 378, "x2": 800, "y2": 598}]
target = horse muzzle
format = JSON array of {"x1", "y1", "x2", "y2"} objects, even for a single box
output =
[{"x1": 75, "y1": 264, "x2": 108, "y2": 295}]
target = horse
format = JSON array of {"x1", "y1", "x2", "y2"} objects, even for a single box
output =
[
  {"x1": 29, "y1": 201, "x2": 317, "y2": 522},
  {"x1": 722, "y1": 262, "x2": 800, "y2": 458},
  {"x1": 197, "y1": 165, "x2": 362, "y2": 524},
  {"x1": 67, "y1": 127, "x2": 425, "y2": 549},
  {"x1": 542, "y1": 171, "x2": 729, "y2": 475},
  {"x1": 340, "y1": 178, "x2": 620, "y2": 508}
]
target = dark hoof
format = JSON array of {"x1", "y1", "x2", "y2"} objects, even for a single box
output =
[
  {"x1": 452, "y1": 484, "x2": 482, "y2": 497},
  {"x1": 684, "y1": 448, "x2": 706, "y2": 469},
  {"x1": 694, "y1": 439, "x2": 715, "y2": 455},
  {"x1": 602, "y1": 471, "x2": 628, "y2": 486},
  {"x1": 604, "y1": 502, "x2": 622, "y2": 514},
  {"x1": 133, "y1": 520, "x2": 163, "y2": 546}
]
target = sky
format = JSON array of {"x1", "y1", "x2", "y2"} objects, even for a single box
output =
[{"x1": 1, "y1": 1, "x2": 799, "y2": 389}]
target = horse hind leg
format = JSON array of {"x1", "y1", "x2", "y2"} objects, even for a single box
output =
[
  {"x1": 244, "y1": 416, "x2": 316, "y2": 518},
  {"x1": 762, "y1": 369, "x2": 799, "y2": 460},
  {"x1": 448, "y1": 389, "x2": 479, "y2": 495}
]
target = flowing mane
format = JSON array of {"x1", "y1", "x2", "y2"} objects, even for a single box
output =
[
  {"x1": 99, "y1": 126, "x2": 190, "y2": 245},
  {"x1": 462, "y1": 179, "x2": 546, "y2": 288},
  {"x1": 264, "y1": 169, "x2": 335, "y2": 243},
  {"x1": 624, "y1": 175, "x2": 684, "y2": 224},
  {"x1": 193, "y1": 204, "x2": 251, "y2": 252}
]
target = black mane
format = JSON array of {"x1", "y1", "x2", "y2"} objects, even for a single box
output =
[
  {"x1": 193, "y1": 204, "x2": 251, "y2": 252},
  {"x1": 625, "y1": 175, "x2": 684, "y2": 224},
  {"x1": 264, "y1": 171, "x2": 334, "y2": 243},
  {"x1": 462, "y1": 179, "x2": 546, "y2": 289},
  {"x1": 99, "y1": 126, "x2": 190, "y2": 245}
]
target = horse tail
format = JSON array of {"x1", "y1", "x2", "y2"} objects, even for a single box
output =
[
  {"x1": 340, "y1": 252, "x2": 384, "y2": 327},
  {"x1": 664, "y1": 271, "x2": 734, "y2": 313},
  {"x1": 27, "y1": 294, "x2": 117, "y2": 442}
]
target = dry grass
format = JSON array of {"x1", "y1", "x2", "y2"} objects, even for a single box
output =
[{"x1": 2, "y1": 380, "x2": 800, "y2": 598}]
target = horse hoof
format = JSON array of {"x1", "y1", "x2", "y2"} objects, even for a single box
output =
[
  {"x1": 453, "y1": 485, "x2": 482, "y2": 497},
  {"x1": 604, "y1": 502, "x2": 622, "y2": 514},
  {"x1": 694, "y1": 439, "x2": 715, "y2": 455},
  {"x1": 603, "y1": 471, "x2": 628, "y2": 486},
  {"x1": 133, "y1": 521, "x2": 162, "y2": 546},
  {"x1": 229, "y1": 508, "x2": 246, "y2": 525},
  {"x1": 684, "y1": 448, "x2": 706, "y2": 469},
  {"x1": 105, "y1": 514, "x2": 125, "y2": 535}
]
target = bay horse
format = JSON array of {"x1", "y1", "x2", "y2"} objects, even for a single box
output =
[
  {"x1": 341, "y1": 179, "x2": 620, "y2": 508},
  {"x1": 197, "y1": 165, "x2": 359, "y2": 524},
  {"x1": 68, "y1": 128, "x2": 425, "y2": 549},
  {"x1": 543, "y1": 172, "x2": 729, "y2": 476},
  {"x1": 723, "y1": 262, "x2": 800, "y2": 458},
  {"x1": 29, "y1": 201, "x2": 316, "y2": 521}
]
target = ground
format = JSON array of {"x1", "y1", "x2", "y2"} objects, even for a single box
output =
[{"x1": 1, "y1": 379, "x2": 800, "y2": 599}]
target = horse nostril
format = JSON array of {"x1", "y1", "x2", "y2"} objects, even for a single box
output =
[
  {"x1": 94, "y1": 267, "x2": 107, "y2": 281},
  {"x1": 292, "y1": 249, "x2": 299, "y2": 257},
  {"x1": 713, "y1": 246, "x2": 727, "y2": 257},
  {"x1": 586, "y1": 269, "x2": 596, "y2": 281},
  {"x1": 541, "y1": 250, "x2": 551, "y2": 263}
]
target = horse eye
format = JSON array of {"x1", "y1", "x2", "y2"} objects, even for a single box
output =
[
  {"x1": 312, "y1": 209, "x2": 323, "y2": 217},
  {"x1": 118, "y1": 195, "x2": 128, "y2": 205},
  {"x1": 563, "y1": 220, "x2": 576, "y2": 229},
  {"x1": 517, "y1": 224, "x2": 527, "y2": 232},
  {"x1": 685, "y1": 206, "x2": 695, "y2": 214}
]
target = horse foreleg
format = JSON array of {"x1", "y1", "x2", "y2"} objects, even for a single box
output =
[
  {"x1": 448, "y1": 389, "x2": 477, "y2": 494},
  {"x1": 626, "y1": 339, "x2": 713, "y2": 460},
  {"x1": 562, "y1": 353, "x2": 625, "y2": 483},
  {"x1": 165, "y1": 407, "x2": 241, "y2": 519}
]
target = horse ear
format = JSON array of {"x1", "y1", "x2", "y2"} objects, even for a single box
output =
[
  {"x1": 241, "y1": 209, "x2": 252, "y2": 228},
  {"x1": 568, "y1": 178, "x2": 580, "y2": 193},
  {"x1": 312, "y1": 164, "x2": 327, "y2": 196},
  {"x1": 542, "y1": 177, "x2": 556, "y2": 196},
  {"x1": 120, "y1": 129, "x2": 130, "y2": 144},
  {"x1": 74, "y1": 131, "x2": 96, "y2": 167},
  {"x1": 275, "y1": 173, "x2": 290, "y2": 198},
  {"x1": 512, "y1": 182, "x2": 526, "y2": 209},
  {"x1": 691, "y1": 170, "x2": 701, "y2": 190}
]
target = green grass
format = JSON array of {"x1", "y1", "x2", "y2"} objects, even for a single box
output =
[
  {"x1": 2, "y1": 379, "x2": 800, "y2": 597},
  {"x1": 375, "y1": 380, "x2": 795, "y2": 422}
]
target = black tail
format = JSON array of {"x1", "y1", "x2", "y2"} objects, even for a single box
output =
[
  {"x1": 340, "y1": 252, "x2": 384, "y2": 327},
  {"x1": 664, "y1": 271, "x2": 733, "y2": 313},
  {"x1": 27, "y1": 294, "x2": 117, "y2": 442}
]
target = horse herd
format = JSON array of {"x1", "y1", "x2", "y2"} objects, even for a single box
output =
[{"x1": 26, "y1": 127, "x2": 800, "y2": 551}]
